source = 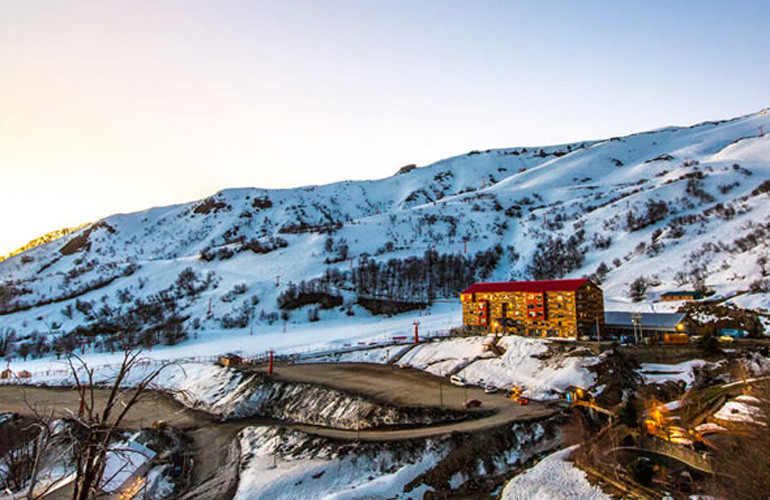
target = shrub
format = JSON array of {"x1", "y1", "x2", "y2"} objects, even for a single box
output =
[
  {"x1": 628, "y1": 276, "x2": 650, "y2": 302},
  {"x1": 277, "y1": 281, "x2": 343, "y2": 311},
  {"x1": 527, "y1": 232, "x2": 585, "y2": 280},
  {"x1": 749, "y1": 279, "x2": 769, "y2": 293},
  {"x1": 625, "y1": 199, "x2": 669, "y2": 231},
  {"x1": 751, "y1": 180, "x2": 770, "y2": 197}
]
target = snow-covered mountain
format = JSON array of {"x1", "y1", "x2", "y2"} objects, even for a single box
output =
[{"x1": 1, "y1": 109, "x2": 769, "y2": 358}]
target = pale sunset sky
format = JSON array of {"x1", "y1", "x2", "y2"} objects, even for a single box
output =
[{"x1": 1, "y1": 1, "x2": 768, "y2": 254}]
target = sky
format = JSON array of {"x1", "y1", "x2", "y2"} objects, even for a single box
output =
[{"x1": 1, "y1": 1, "x2": 768, "y2": 255}]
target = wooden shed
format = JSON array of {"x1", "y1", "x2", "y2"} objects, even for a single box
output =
[
  {"x1": 1, "y1": 368, "x2": 13, "y2": 379},
  {"x1": 218, "y1": 354, "x2": 243, "y2": 367},
  {"x1": 661, "y1": 291, "x2": 706, "y2": 302}
]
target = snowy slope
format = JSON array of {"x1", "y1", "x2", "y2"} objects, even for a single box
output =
[
  {"x1": 500, "y1": 446, "x2": 610, "y2": 500},
  {"x1": 1, "y1": 109, "x2": 770, "y2": 362}
]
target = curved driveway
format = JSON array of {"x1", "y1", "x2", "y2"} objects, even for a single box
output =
[
  {"x1": 267, "y1": 362, "x2": 555, "y2": 440},
  {"x1": 0, "y1": 362, "x2": 556, "y2": 485}
]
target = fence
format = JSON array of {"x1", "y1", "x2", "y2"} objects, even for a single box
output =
[
  {"x1": 0, "y1": 354, "x2": 221, "y2": 384},
  {"x1": 0, "y1": 329, "x2": 455, "y2": 382}
]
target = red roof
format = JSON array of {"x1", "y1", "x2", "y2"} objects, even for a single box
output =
[{"x1": 461, "y1": 279, "x2": 589, "y2": 295}]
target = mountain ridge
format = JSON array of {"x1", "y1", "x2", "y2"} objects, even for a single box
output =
[{"x1": 1, "y1": 108, "x2": 768, "y2": 359}]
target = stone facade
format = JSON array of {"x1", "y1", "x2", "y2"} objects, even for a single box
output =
[{"x1": 461, "y1": 279, "x2": 604, "y2": 338}]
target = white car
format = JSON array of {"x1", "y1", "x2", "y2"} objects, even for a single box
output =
[
  {"x1": 450, "y1": 375, "x2": 466, "y2": 387},
  {"x1": 484, "y1": 386, "x2": 498, "y2": 394}
]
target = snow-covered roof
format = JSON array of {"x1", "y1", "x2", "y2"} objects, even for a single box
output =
[
  {"x1": 101, "y1": 438, "x2": 156, "y2": 493},
  {"x1": 462, "y1": 279, "x2": 589, "y2": 295},
  {"x1": 604, "y1": 311, "x2": 685, "y2": 329},
  {"x1": 661, "y1": 290, "x2": 705, "y2": 297}
]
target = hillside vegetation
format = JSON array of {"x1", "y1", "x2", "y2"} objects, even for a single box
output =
[{"x1": 1, "y1": 110, "x2": 769, "y2": 359}]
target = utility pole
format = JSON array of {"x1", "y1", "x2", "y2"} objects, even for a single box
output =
[
  {"x1": 439, "y1": 380, "x2": 444, "y2": 407},
  {"x1": 413, "y1": 320, "x2": 420, "y2": 344},
  {"x1": 595, "y1": 316, "x2": 601, "y2": 353},
  {"x1": 632, "y1": 313, "x2": 642, "y2": 345},
  {"x1": 276, "y1": 275, "x2": 280, "y2": 287}
]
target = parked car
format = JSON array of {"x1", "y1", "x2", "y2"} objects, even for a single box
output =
[
  {"x1": 450, "y1": 375, "x2": 466, "y2": 387},
  {"x1": 484, "y1": 385, "x2": 498, "y2": 394},
  {"x1": 517, "y1": 397, "x2": 529, "y2": 406},
  {"x1": 464, "y1": 399, "x2": 482, "y2": 409},
  {"x1": 718, "y1": 335, "x2": 735, "y2": 343}
]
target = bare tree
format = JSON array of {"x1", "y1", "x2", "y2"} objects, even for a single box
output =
[
  {"x1": 0, "y1": 401, "x2": 67, "y2": 500},
  {"x1": 64, "y1": 349, "x2": 174, "y2": 500},
  {"x1": 0, "y1": 415, "x2": 41, "y2": 494}
]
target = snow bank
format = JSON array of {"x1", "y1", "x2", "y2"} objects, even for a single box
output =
[
  {"x1": 638, "y1": 359, "x2": 711, "y2": 387},
  {"x1": 500, "y1": 446, "x2": 610, "y2": 500},
  {"x1": 457, "y1": 336, "x2": 598, "y2": 399},
  {"x1": 713, "y1": 399, "x2": 763, "y2": 424},
  {"x1": 695, "y1": 422, "x2": 727, "y2": 434},
  {"x1": 396, "y1": 336, "x2": 494, "y2": 376},
  {"x1": 235, "y1": 426, "x2": 444, "y2": 500},
  {"x1": 303, "y1": 344, "x2": 412, "y2": 364}
]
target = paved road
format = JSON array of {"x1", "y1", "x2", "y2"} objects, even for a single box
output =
[
  {"x1": 0, "y1": 385, "x2": 211, "y2": 429},
  {"x1": 0, "y1": 363, "x2": 557, "y2": 492},
  {"x1": 267, "y1": 363, "x2": 555, "y2": 440}
]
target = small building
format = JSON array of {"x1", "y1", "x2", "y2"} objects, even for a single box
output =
[
  {"x1": 0, "y1": 368, "x2": 12, "y2": 379},
  {"x1": 563, "y1": 385, "x2": 589, "y2": 404},
  {"x1": 460, "y1": 279, "x2": 604, "y2": 338},
  {"x1": 100, "y1": 437, "x2": 157, "y2": 494},
  {"x1": 217, "y1": 353, "x2": 243, "y2": 367},
  {"x1": 661, "y1": 291, "x2": 706, "y2": 302},
  {"x1": 17, "y1": 370, "x2": 31, "y2": 379},
  {"x1": 604, "y1": 311, "x2": 687, "y2": 342}
]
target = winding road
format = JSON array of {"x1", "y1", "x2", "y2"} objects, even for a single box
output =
[{"x1": 0, "y1": 362, "x2": 556, "y2": 494}]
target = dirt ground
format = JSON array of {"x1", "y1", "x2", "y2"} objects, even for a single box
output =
[{"x1": 0, "y1": 385, "x2": 211, "y2": 429}]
